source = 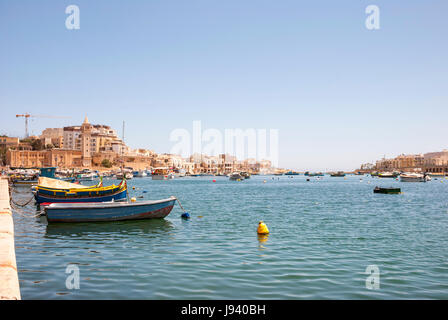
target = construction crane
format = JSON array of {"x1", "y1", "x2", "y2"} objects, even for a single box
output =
[{"x1": 16, "y1": 113, "x2": 71, "y2": 138}]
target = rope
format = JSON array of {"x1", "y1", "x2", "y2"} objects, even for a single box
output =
[
  {"x1": 10, "y1": 196, "x2": 35, "y2": 207},
  {"x1": 173, "y1": 196, "x2": 187, "y2": 212},
  {"x1": 10, "y1": 204, "x2": 42, "y2": 218}
]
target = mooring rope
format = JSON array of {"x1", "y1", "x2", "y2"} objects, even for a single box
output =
[{"x1": 10, "y1": 196, "x2": 35, "y2": 207}]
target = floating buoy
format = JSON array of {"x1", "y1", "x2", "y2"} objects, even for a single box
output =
[
  {"x1": 263, "y1": 180, "x2": 267, "y2": 183},
  {"x1": 142, "y1": 190, "x2": 148, "y2": 193},
  {"x1": 257, "y1": 221, "x2": 269, "y2": 234},
  {"x1": 212, "y1": 179, "x2": 216, "y2": 182},
  {"x1": 130, "y1": 197, "x2": 136, "y2": 202},
  {"x1": 132, "y1": 186, "x2": 135, "y2": 190},
  {"x1": 181, "y1": 212, "x2": 191, "y2": 219}
]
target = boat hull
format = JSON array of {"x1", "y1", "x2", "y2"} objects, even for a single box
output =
[
  {"x1": 45, "y1": 198, "x2": 176, "y2": 223},
  {"x1": 400, "y1": 177, "x2": 426, "y2": 182},
  {"x1": 374, "y1": 187, "x2": 401, "y2": 194},
  {"x1": 152, "y1": 175, "x2": 172, "y2": 180}
]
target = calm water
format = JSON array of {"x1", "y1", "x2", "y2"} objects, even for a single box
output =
[{"x1": 11, "y1": 175, "x2": 448, "y2": 299}]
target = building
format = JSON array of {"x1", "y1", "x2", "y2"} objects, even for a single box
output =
[
  {"x1": 423, "y1": 150, "x2": 448, "y2": 174},
  {"x1": 40, "y1": 128, "x2": 64, "y2": 148},
  {"x1": 6, "y1": 149, "x2": 83, "y2": 168},
  {"x1": 0, "y1": 137, "x2": 20, "y2": 149},
  {"x1": 368, "y1": 149, "x2": 448, "y2": 174}
]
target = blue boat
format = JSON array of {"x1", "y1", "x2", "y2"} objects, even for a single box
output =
[{"x1": 44, "y1": 197, "x2": 177, "y2": 223}]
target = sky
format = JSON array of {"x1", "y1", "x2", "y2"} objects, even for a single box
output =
[{"x1": 1, "y1": 0, "x2": 447, "y2": 171}]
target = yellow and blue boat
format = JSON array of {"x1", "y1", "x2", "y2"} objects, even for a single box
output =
[{"x1": 34, "y1": 177, "x2": 127, "y2": 204}]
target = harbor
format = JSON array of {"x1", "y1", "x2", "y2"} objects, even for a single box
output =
[{"x1": 3, "y1": 172, "x2": 448, "y2": 299}]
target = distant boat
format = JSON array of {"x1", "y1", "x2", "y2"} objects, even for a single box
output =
[
  {"x1": 308, "y1": 172, "x2": 324, "y2": 177},
  {"x1": 11, "y1": 167, "x2": 58, "y2": 187},
  {"x1": 378, "y1": 172, "x2": 399, "y2": 178},
  {"x1": 240, "y1": 171, "x2": 251, "y2": 179},
  {"x1": 229, "y1": 172, "x2": 244, "y2": 181},
  {"x1": 400, "y1": 173, "x2": 431, "y2": 182},
  {"x1": 273, "y1": 172, "x2": 284, "y2": 176},
  {"x1": 152, "y1": 168, "x2": 174, "y2": 180},
  {"x1": 116, "y1": 172, "x2": 133, "y2": 180},
  {"x1": 285, "y1": 171, "x2": 299, "y2": 175},
  {"x1": 373, "y1": 187, "x2": 401, "y2": 194},
  {"x1": 133, "y1": 170, "x2": 147, "y2": 178},
  {"x1": 44, "y1": 197, "x2": 177, "y2": 223},
  {"x1": 330, "y1": 171, "x2": 346, "y2": 177},
  {"x1": 370, "y1": 171, "x2": 379, "y2": 177}
]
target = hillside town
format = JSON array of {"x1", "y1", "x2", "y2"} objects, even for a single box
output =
[{"x1": 0, "y1": 117, "x2": 273, "y2": 175}]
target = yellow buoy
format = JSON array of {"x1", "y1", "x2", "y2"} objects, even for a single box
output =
[
  {"x1": 130, "y1": 197, "x2": 136, "y2": 202},
  {"x1": 257, "y1": 221, "x2": 269, "y2": 234}
]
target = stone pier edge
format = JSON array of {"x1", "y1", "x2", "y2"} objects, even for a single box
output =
[{"x1": 0, "y1": 178, "x2": 21, "y2": 300}]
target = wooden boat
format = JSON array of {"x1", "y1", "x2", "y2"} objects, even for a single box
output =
[
  {"x1": 34, "y1": 177, "x2": 127, "y2": 204},
  {"x1": 378, "y1": 172, "x2": 399, "y2": 178},
  {"x1": 400, "y1": 173, "x2": 430, "y2": 182},
  {"x1": 330, "y1": 171, "x2": 346, "y2": 177},
  {"x1": 44, "y1": 197, "x2": 177, "y2": 223},
  {"x1": 373, "y1": 187, "x2": 401, "y2": 194}
]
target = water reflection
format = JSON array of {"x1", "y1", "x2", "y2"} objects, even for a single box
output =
[
  {"x1": 257, "y1": 234, "x2": 269, "y2": 244},
  {"x1": 45, "y1": 219, "x2": 175, "y2": 238}
]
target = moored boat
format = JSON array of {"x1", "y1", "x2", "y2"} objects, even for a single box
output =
[
  {"x1": 373, "y1": 187, "x2": 401, "y2": 194},
  {"x1": 240, "y1": 171, "x2": 251, "y2": 179},
  {"x1": 400, "y1": 173, "x2": 431, "y2": 182},
  {"x1": 378, "y1": 172, "x2": 399, "y2": 178},
  {"x1": 330, "y1": 171, "x2": 346, "y2": 177},
  {"x1": 44, "y1": 197, "x2": 177, "y2": 223},
  {"x1": 285, "y1": 171, "x2": 300, "y2": 175},
  {"x1": 34, "y1": 177, "x2": 127, "y2": 204},
  {"x1": 229, "y1": 172, "x2": 244, "y2": 181},
  {"x1": 152, "y1": 168, "x2": 174, "y2": 180},
  {"x1": 308, "y1": 172, "x2": 324, "y2": 177}
]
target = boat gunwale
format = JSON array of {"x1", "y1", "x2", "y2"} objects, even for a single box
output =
[{"x1": 45, "y1": 196, "x2": 177, "y2": 210}]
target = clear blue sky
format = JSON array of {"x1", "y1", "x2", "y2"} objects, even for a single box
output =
[{"x1": 1, "y1": 0, "x2": 447, "y2": 171}]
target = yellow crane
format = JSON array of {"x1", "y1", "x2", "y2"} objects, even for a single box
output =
[{"x1": 16, "y1": 113, "x2": 71, "y2": 138}]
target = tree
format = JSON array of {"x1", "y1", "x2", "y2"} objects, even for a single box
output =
[
  {"x1": 101, "y1": 159, "x2": 112, "y2": 168},
  {"x1": 30, "y1": 139, "x2": 43, "y2": 151}
]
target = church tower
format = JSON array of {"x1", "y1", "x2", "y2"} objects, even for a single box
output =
[{"x1": 80, "y1": 116, "x2": 93, "y2": 167}]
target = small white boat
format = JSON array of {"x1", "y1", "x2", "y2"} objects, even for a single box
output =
[{"x1": 400, "y1": 173, "x2": 431, "y2": 182}]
